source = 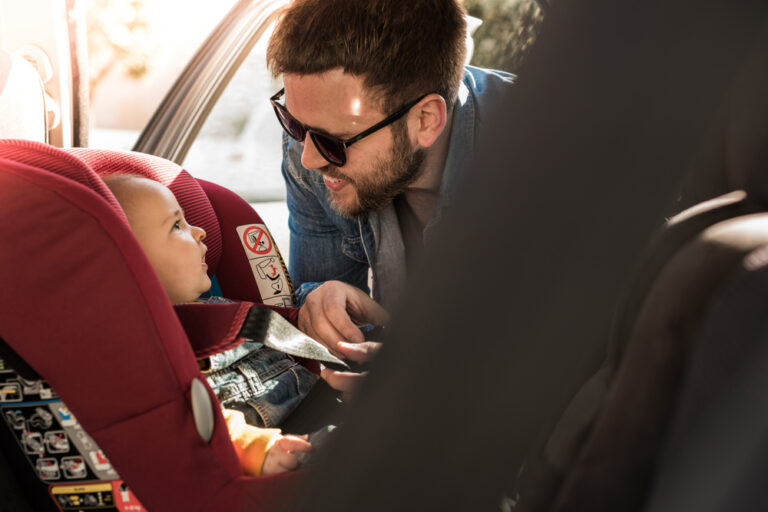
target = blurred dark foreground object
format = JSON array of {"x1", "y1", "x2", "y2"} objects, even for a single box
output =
[{"x1": 284, "y1": 0, "x2": 768, "y2": 510}]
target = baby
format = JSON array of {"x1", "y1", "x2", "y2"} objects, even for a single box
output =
[{"x1": 103, "y1": 174, "x2": 312, "y2": 475}]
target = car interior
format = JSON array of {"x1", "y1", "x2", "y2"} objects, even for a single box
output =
[{"x1": 2, "y1": 0, "x2": 768, "y2": 511}]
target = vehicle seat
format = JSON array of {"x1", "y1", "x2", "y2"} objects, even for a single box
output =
[
  {"x1": 0, "y1": 50, "x2": 47, "y2": 142},
  {"x1": 513, "y1": 26, "x2": 768, "y2": 512},
  {"x1": 642, "y1": 245, "x2": 768, "y2": 511},
  {"x1": 0, "y1": 140, "x2": 301, "y2": 511}
]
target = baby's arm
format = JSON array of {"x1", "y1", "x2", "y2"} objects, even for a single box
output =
[{"x1": 223, "y1": 409, "x2": 312, "y2": 476}]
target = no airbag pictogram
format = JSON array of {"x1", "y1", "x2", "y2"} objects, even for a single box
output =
[{"x1": 242, "y1": 226, "x2": 272, "y2": 255}]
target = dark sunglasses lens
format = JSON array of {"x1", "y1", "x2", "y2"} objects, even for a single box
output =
[
  {"x1": 274, "y1": 105, "x2": 305, "y2": 142},
  {"x1": 311, "y1": 133, "x2": 346, "y2": 166}
]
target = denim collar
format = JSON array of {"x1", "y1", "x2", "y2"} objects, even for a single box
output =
[{"x1": 422, "y1": 68, "x2": 478, "y2": 244}]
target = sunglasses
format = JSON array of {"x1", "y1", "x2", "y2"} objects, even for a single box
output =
[{"x1": 270, "y1": 88, "x2": 429, "y2": 167}]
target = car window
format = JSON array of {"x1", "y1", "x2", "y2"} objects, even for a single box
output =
[
  {"x1": 180, "y1": 21, "x2": 290, "y2": 260},
  {"x1": 182, "y1": 22, "x2": 284, "y2": 203},
  {"x1": 87, "y1": 0, "x2": 240, "y2": 151}
]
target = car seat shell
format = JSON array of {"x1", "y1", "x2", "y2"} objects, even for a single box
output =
[{"x1": 0, "y1": 140, "x2": 298, "y2": 511}]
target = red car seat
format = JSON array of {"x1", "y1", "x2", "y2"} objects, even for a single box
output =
[{"x1": 0, "y1": 139, "x2": 304, "y2": 511}]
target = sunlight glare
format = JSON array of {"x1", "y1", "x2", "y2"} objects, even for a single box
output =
[{"x1": 351, "y1": 97, "x2": 361, "y2": 116}]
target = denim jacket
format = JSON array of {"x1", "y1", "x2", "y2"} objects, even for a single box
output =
[{"x1": 282, "y1": 66, "x2": 515, "y2": 309}]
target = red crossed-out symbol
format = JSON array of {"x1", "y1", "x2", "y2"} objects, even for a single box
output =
[{"x1": 243, "y1": 226, "x2": 272, "y2": 255}]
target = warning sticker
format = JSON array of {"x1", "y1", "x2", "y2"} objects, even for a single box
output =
[
  {"x1": 242, "y1": 226, "x2": 273, "y2": 255},
  {"x1": 49, "y1": 481, "x2": 146, "y2": 511},
  {"x1": 236, "y1": 224, "x2": 294, "y2": 307},
  {"x1": 50, "y1": 482, "x2": 115, "y2": 510}
]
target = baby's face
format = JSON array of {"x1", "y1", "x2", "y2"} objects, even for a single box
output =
[{"x1": 120, "y1": 179, "x2": 211, "y2": 303}]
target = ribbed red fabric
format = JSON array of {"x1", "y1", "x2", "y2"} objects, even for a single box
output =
[{"x1": 0, "y1": 139, "x2": 123, "y2": 217}]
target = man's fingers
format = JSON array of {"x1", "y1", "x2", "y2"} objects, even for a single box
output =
[
  {"x1": 336, "y1": 341, "x2": 382, "y2": 364},
  {"x1": 275, "y1": 451, "x2": 300, "y2": 472},
  {"x1": 312, "y1": 324, "x2": 349, "y2": 357},
  {"x1": 321, "y1": 367, "x2": 367, "y2": 394},
  {"x1": 325, "y1": 303, "x2": 365, "y2": 343},
  {"x1": 277, "y1": 436, "x2": 313, "y2": 453},
  {"x1": 299, "y1": 281, "x2": 392, "y2": 352},
  {"x1": 348, "y1": 295, "x2": 390, "y2": 331},
  {"x1": 322, "y1": 284, "x2": 366, "y2": 343},
  {"x1": 298, "y1": 301, "x2": 347, "y2": 356}
]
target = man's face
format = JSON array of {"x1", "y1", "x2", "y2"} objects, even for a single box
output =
[
  {"x1": 118, "y1": 178, "x2": 211, "y2": 303},
  {"x1": 283, "y1": 71, "x2": 424, "y2": 218}
]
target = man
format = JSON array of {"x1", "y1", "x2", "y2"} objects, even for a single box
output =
[{"x1": 266, "y1": 0, "x2": 515, "y2": 379}]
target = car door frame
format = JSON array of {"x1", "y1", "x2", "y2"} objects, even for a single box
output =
[{"x1": 133, "y1": 0, "x2": 287, "y2": 164}]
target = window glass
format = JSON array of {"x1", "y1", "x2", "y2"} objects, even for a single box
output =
[
  {"x1": 182, "y1": 23, "x2": 284, "y2": 203},
  {"x1": 87, "y1": 0, "x2": 240, "y2": 150},
  {"x1": 181, "y1": 22, "x2": 290, "y2": 260}
]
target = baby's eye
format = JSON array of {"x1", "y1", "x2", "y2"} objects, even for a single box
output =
[{"x1": 173, "y1": 220, "x2": 181, "y2": 230}]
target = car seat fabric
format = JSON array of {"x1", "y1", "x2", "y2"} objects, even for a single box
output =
[
  {"x1": 0, "y1": 139, "x2": 119, "y2": 209},
  {"x1": 549, "y1": 210, "x2": 768, "y2": 512},
  {"x1": 644, "y1": 247, "x2": 768, "y2": 512},
  {"x1": 0, "y1": 140, "x2": 298, "y2": 511}
]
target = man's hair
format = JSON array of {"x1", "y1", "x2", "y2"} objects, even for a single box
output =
[{"x1": 266, "y1": 0, "x2": 467, "y2": 111}]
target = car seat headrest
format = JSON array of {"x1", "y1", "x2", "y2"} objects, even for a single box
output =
[
  {"x1": 0, "y1": 139, "x2": 122, "y2": 214},
  {"x1": 65, "y1": 148, "x2": 224, "y2": 275}
]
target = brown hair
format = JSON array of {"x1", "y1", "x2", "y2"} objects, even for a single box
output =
[{"x1": 266, "y1": 0, "x2": 467, "y2": 111}]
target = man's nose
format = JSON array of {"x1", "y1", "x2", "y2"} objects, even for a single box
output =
[{"x1": 300, "y1": 136, "x2": 329, "y2": 170}]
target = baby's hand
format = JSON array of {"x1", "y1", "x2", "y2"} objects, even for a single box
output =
[{"x1": 262, "y1": 434, "x2": 312, "y2": 475}]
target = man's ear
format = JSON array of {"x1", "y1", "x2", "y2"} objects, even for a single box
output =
[{"x1": 409, "y1": 93, "x2": 448, "y2": 148}]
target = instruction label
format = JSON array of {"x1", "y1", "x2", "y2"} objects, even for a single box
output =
[{"x1": 236, "y1": 224, "x2": 294, "y2": 307}]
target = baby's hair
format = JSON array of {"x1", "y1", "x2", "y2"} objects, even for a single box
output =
[{"x1": 102, "y1": 174, "x2": 155, "y2": 222}]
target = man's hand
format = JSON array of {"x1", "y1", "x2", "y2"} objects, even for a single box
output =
[
  {"x1": 298, "y1": 281, "x2": 389, "y2": 354},
  {"x1": 262, "y1": 434, "x2": 312, "y2": 475},
  {"x1": 320, "y1": 340, "x2": 382, "y2": 400}
]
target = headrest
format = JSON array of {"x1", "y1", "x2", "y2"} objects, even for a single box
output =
[
  {"x1": 0, "y1": 139, "x2": 120, "y2": 212},
  {"x1": 0, "y1": 51, "x2": 47, "y2": 142},
  {"x1": 65, "y1": 147, "x2": 224, "y2": 275}
]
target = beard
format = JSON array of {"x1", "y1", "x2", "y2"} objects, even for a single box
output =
[{"x1": 324, "y1": 121, "x2": 425, "y2": 219}]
